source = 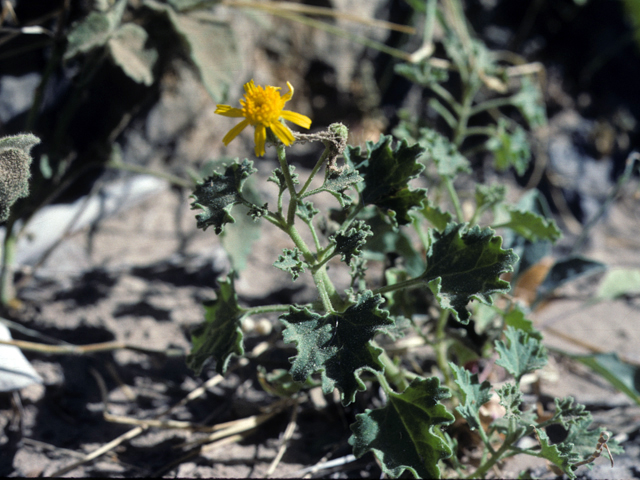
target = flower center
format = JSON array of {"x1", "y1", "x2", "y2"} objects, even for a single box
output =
[{"x1": 241, "y1": 86, "x2": 285, "y2": 126}]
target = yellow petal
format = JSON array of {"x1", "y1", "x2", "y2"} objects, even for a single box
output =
[
  {"x1": 270, "y1": 121, "x2": 295, "y2": 146},
  {"x1": 282, "y1": 81, "x2": 294, "y2": 102},
  {"x1": 244, "y1": 79, "x2": 256, "y2": 94},
  {"x1": 254, "y1": 124, "x2": 267, "y2": 157},
  {"x1": 215, "y1": 105, "x2": 245, "y2": 117},
  {"x1": 281, "y1": 110, "x2": 311, "y2": 129},
  {"x1": 222, "y1": 119, "x2": 250, "y2": 145}
]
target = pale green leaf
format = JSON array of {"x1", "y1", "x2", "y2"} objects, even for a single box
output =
[
  {"x1": 498, "y1": 208, "x2": 562, "y2": 243},
  {"x1": 596, "y1": 268, "x2": 640, "y2": 300},
  {"x1": 64, "y1": 0, "x2": 127, "y2": 59},
  {"x1": 495, "y1": 326, "x2": 547, "y2": 382},
  {"x1": 107, "y1": 23, "x2": 158, "y2": 86},
  {"x1": 450, "y1": 363, "x2": 492, "y2": 431}
]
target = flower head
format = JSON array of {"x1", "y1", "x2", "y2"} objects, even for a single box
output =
[{"x1": 215, "y1": 80, "x2": 312, "y2": 157}]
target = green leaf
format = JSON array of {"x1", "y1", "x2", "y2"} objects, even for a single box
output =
[
  {"x1": 498, "y1": 209, "x2": 562, "y2": 243},
  {"x1": 190, "y1": 159, "x2": 257, "y2": 234},
  {"x1": 273, "y1": 248, "x2": 308, "y2": 281},
  {"x1": 144, "y1": 0, "x2": 237, "y2": 102},
  {"x1": 349, "y1": 377, "x2": 455, "y2": 479},
  {"x1": 330, "y1": 220, "x2": 373, "y2": 265},
  {"x1": 64, "y1": 0, "x2": 127, "y2": 59},
  {"x1": 256, "y1": 366, "x2": 305, "y2": 398},
  {"x1": 596, "y1": 268, "x2": 640, "y2": 300},
  {"x1": 107, "y1": 23, "x2": 158, "y2": 86},
  {"x1": 280, "y1": 291, "x2": 394, "y2": 405},
  {"x1": 475, "y1": 183, "x2": 507, "y2": 212},
  {"x1": 496, "y1": 382, "x2": 522, "y2": 418},
  {"x1": 512, "y1": 76, "x2": 547, "y2": 128},
  {"x1": 187, "y1": 275, "x2": 245, "y2": 374},
  {"x1": 532, "y1": 427, "x2": 579, "y2": 478},
  {"x1": 421, "y1": 223, "x2": 518, "y2": 323},
  {"x1": 571, "y1": 352, "x2": 640, "y2": 405},
  {"x1": 304, "y1": 165, "x2": 362, "y2": 207},
  {"x1": 561, "y1": 417, "x2": 623, "y2": 466},
  {"x1": 450, "y1": 363, "x2": 492, "y2": 431},
  {"x1": 495, "y1": 326, "x2": 547, "y2": 382},
  {"x1": 395, "y1": 61, "x2": 449, "y2": 87},
  {"x1": 553, "y1": 397, "x2": 591, "y2": 429},
  {"x1": 345, "y1": 135, "x2": 427, "y2": 226},
  {"x1": 268, "y1": 165, "x2": 299, "y2": 195},
  {"x1": 296, "y1": 200, "x2": 319, "y2": 223},
  {"x1": 486, "y1": 120, "x2": 531, "y2": 176},
  {"x1": 0, "y1": 133, "x2": 40, "y2": 221},
  {"x1": 420, "y1": 199, "x2": 453, "y2": 231},
  {"x1": 418, "y1": 128, "x2": 471, "y2": 178},
  {"x1": 504, "y1": 305, "x2": 542, "y2": 340},
  {"x1": 536, "y1": 256, "x2": 606, "y2": 301}
]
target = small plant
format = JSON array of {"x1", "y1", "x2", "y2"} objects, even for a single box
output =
[{"x1": 187, "y1": 78, "x2": 621, "y2": 478}]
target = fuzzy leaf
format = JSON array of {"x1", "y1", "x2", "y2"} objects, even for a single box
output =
[
  {"x1": 330, "y1": 220, "x2": 373, "y2": 265},
  {"x1": 345, "y1": 135, "x2": 426, "y2": 226},
  {"x1": 504, "y1": 305, "x2": 542, "y2": 340},
  {"x1": 499, "y1": 209, "x2": 562, "y2": 243},
  {"x1": 512, "y1": 76, "x2": 547, "y2": 128},
  {"x1": 187, "y1": 275, "x2": 244, "y2": 374},
  {"x1": 450, "y1": 363, "x2": 492, "y2": 431},
  {"x1": 349, "y1": 377, "x2": 455, "y2": 479},
  {"x1": 273, "y1": 248, "x2": 308, "y2": 281},
  {"x1": 475, "y1": 184, "x2": 507, "y2": 211},
  {"x1": 0, "y1": 133, "x2": 40, "y2": 221},
  {"x1": 418, "y1": 128, "x2": 471, "y2": 178},
  {"x1": 304, "y1": 165, "x2": 362, "y2": 207},
  {"x1": 190, "y1": 159, "x2": 257, "y2": 234},
  {"x1": 495, "y1": 326, "x2": 547, "y2": 382},
  {"x1": 268, "y1": 165, "x2": 299, "y2": 195},
  {"x1": 486, "y1": 120, "x2": 531, "y2": 175},
  {"x1": 296, "y1": 200, "x2": 319, "y2": 223},
  {"x1": 280, "y1": 291, "x2": 393, "y2": 405},
  {"x1": 107, "y1": 23, "x2": 158, "y2": 86},
  {"x1": 496, "y1": 382, "x2": 522, "y2": 418},
  {"x1": 532, "y1": 427, "x2": 579, "y2": 479},
  {"x1": 553, "y1": 397, "x2": 591, "y2": 429},
  {"x1": 421, "y1": 223, "x2": 518, "y2": 324},
  {"x1": 64, "y1": 0, "x2": 126, "y2": 59},
  {"x1": 395, "y1": 61, "x2": 449, "y2": 87}
]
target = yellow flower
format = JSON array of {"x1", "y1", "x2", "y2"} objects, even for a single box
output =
[{"x1": 215, "y1": 80, "x2": 312, "y2": 157}]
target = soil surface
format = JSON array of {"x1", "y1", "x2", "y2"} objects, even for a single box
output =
[{"x1": 1, "y1": 0, "x2": 640, "y2": 478}]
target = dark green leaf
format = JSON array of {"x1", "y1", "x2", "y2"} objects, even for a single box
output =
[
  {"x1": 349, "y1": 377, "x2": 455, "y2": 479},
  {"x1": 330, "y1": 220, "x2": 373, "y2": 265},
  {"x1": 553, "y1": 397, "x2": 591, "y2": 429},
  {"x1": 450, "y1": 363, "x2": 492, "y2": 431},
  {"x1": 345, "y1": 135, "x2": 426, "y2": 226},
  {"x1": 304, "y1": 165, "x2": 362, "y2": 207},
  {"x1": 421, "y1": 223, "x2": 518, "y2": 323},
  {"x1": 190, "y1": 159, "x2": 257, "y2": 234},
  {"x1": 187, "y1": 275, "x2": 245, "y2": 374},
  {"x1": 495, "y1": 326, "x2": 547, "y2": 382},
  {"x1": 273, "y1": 248, "x2": 308, "y2": 281},
  {"x1": 280, "y1": 291, "x2": 394, "y2": 405}
]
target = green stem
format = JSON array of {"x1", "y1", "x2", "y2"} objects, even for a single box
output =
[
  {"x1": 312, "y1": 268, "x2": 334, "y2": 314},
  {"x1": 278, "y1": 146, "x2": 299, "y2": 226},
  {"x1": 468, "y1": 96, "x2": 516, "y2": 117},
  {"x1": 298, "y1": 145, "x2": 331, "y2": 196},
  {"x1": 242, "y1": 304, "x2": 293, "y2": 316},
  {"x1": 0, "y1": 218, "x2": 17, "y2": 306},
  {"x1": 430, "y1": 82, "x2": 462, "y2": 116},
  {"x1": 468, "y1": 437, "x2": 513, "y2": 479},
  {"x1": 435, "y1": 309, "x2": 454, "y2": 390},
  {"x1": 372, "y1": 275, "x2": 426, "y2": 296},
  {"x1": 443, "y1": 176, "x2": 465, "y2": 223},
  {"x1": 376, "y1": 346, "x2": 409, "y2": 392}
]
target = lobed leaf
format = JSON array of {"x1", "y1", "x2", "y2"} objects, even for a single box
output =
[
  {"x1": 304, "y1": 165, "x2": 362, "y2": 207},
  {"x1": 64, "y1": 0, "x2": 127, "y2": 59},
  {"x1": 273, "y1": 248, "x2": 308, "y2": 281},
  {"x1": 190, "y1": 159, "x2": 257, "y2": 234},
  {"x1": 498, "y1": 208, "x2": 562, "y2": 243},
  {"x1": 418, "y1": 128, "x2": 471, "y2": 178},
  {"x1": 512, "y1": 76, "x2": 547, "y2": 129},
  {"x1": 344, "y1": 135, "x2": 426, "y2": 226},
  {"x1": 486, "y1": 120, "x2": 531, "y2": 176},
  {"x1": 330, "y1": 220, "x2": 373, "y2": 265},
  {"x1": 532, "y1": 427, "x2": 579, "y2": 479},
  {"x1": 420, "y1": 199, "x2": 453, "y2": 231},
  {"x1": 421, "y1": 223, "x2": 518, "y2": 323},
  {"x1": 553, "y1": 397, "x2": 591, "y2": 429},
  {"x1": 187, "y1": 275, "x2": 245, "y2": 375},
  {"x1": 450, "y1": 363, "x2": 492, "y2": 431},
  {"x1": 0, "y1": 133, "x2": 40, "y2": 221},
  {"x1": 280, "y1": 291, "x2": 394, "y2": 405},
  {"x1": 496, "y1": 382, "x2": 522, "y2": 418},
  {"x1": 495, "y1": 326, "x2": 547, "y2": 382},
  {"x1": 107, "y1": 23, "x2": 158, "y2": 86},
  {"x1": 349, "y1": 377, "x2": 455, "y2": 479}
]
